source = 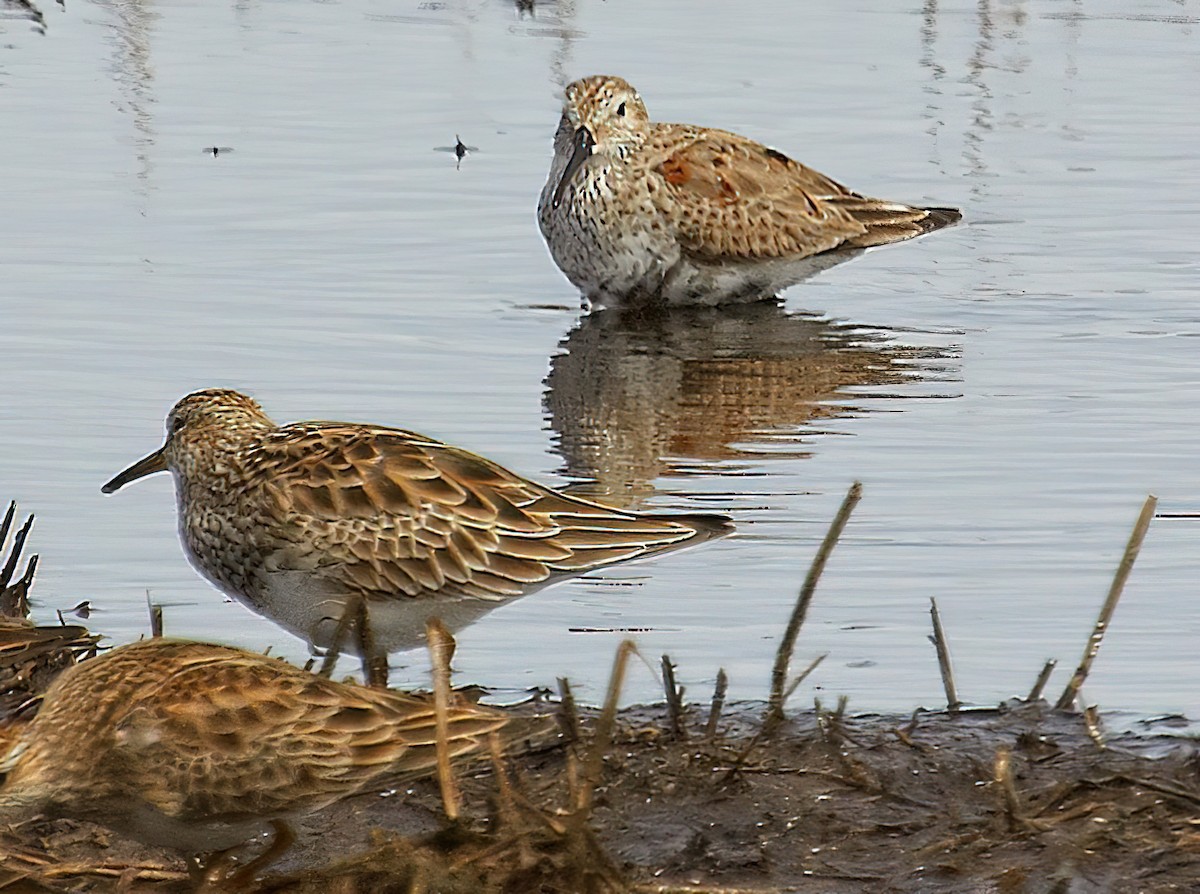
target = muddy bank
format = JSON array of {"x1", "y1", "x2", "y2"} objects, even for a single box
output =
[
  {"x1": 4, "y1": 699, "x2": 1198, "y2": 893},
  {"x1": 4, "y1": 493, "x2": 1198, "y2": 893}
]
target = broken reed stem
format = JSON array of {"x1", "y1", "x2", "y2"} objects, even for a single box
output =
[
  {"x1": 576, "y1": 640, "x2": 636, "y2": 818},
  {"x1": 318, "y1": 596, "x2": 360, "y2": 679},
  {"x1": 816, "y1": 695, "x2": 852, "y2": 746},
  {"x1": 425, "y1": 617, "x2": 461, "y2": 822},
  {"x1": 781, "y1": 652, "x2": 828, "y2": 703},
  {"x1": 36, "y1": 865, "x2": 186, "y2": 882},
  {"x1": 556, "y1": 677, "x2": 581, "y2": 746},
  {"x1": 557, "y1": 677, "x2": 582, "y2": 807},
  {"x1": 0, "y1": 502, "x2": 15, "y2": 557},
  {"x1": 486, "y1": 732, "x2": 518, "y2": 830},
  {"x1": 705, "y1": 668, "x2": 728, "y2": 740},
  {"x1": 661, "y1": 654, "x2": 688, "y2": 740},
  {"x1": 1026, "y1": 659, "x2": 1057, "y2": 702},
  {"x1": 146, "y1": 590, "x2": 164, "y2": 638},
  {"x1": 0, "y1": 502, "x2": 19, "y2": 587},
  {"x1": 1053, "y1": 494, "x2": 1157, "y2": 710},
  {"x1": 354, "y1": 597, "x2": 388, "y2": 688},
  {"x1": 720, "y1": 656, "x2": 824, "y2": 782},
  {"x1": 3, "y1": 554, "x2": 36, "y2": 619},
  {"x1": 894, "y1": 709, "x2": 921, "y2": 747},
  {"x1": 993, "y1": 746, "x2": 1050, "y2": 832},
  {"x1": 766, "y1": 481, "x2": 862, "y2": 731},
  {"x1": 21, "y1": 553, "x2": 38, "y2": 589},
  {"x1": 0, "y1": 505, "x2": 37, "y2": 619},
  {"x1": 1083, "y1": 704, "x2": 1106, "y2": 749},
  {"x1": 993, "y1": 746, "x2": 1022, "y2": 830},
  {"x1": 0, "y1": 506, "x2": 34, "y2": 590},
  {"x1": 928, "y1": 598, "x2": 960, "y2": 712},
  {"x1": 722, "y1": 727, "x2": 767, "y2": 784}
]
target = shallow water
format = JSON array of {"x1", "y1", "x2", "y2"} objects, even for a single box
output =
[{"x1": 2, "y1": 0, "x2": 1198, "y2": 715}]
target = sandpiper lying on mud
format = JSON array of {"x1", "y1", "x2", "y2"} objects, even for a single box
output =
[{"x1": 0, "y1": 638, "x2": 507, "y2": 875}]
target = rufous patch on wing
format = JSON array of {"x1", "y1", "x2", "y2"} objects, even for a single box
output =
[{"x1": 659, "y1": 155, "x2": 691, "y2": 186}]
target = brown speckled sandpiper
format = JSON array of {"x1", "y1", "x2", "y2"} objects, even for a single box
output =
[
  {"x1": 101, "y1": 389, "x2": 730, "y2": 651},
  {"x1": 0, "y1": 638, "x2": 507, "y2": 873},
  {"x1": 537, "y1": 75, "x2": 960, "y2": 307}
]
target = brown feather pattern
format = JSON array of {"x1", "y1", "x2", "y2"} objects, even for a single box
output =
[
  {"x1": 0, "y1": 639, "x2": 507, "y2": 851},
  {"x1": 538, "y1": 75, "x2": 961, "y2": 306},
  {"x1": 103, "y1": 390, "x2": 731, "y2": 616}
]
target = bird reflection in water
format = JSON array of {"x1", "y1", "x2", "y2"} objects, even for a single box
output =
[{"x1": 544, "y1": 302, "x2": 958, "y2": 502}]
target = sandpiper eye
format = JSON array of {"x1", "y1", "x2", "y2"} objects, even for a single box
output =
[{"x1": 616, "y1": 102, "x2": 626, "y2": 117}]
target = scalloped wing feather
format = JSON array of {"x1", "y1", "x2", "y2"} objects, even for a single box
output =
[
  {"x1": 244, "y1": 423, "x2": 726, "y2": 600},
  {"x1": 107, "y1": 642, "x2": 505, "y2": 820},
  {"x1": 646, "y1": 125, "x2": 952, "y2": 262}
]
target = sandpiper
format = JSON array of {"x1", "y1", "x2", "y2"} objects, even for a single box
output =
[
  {"x1": 538, "y1": 75, "x2": 961, "y2": 307},
  {"x1": 0, "y1": 638, "x2": 507, "y2": 872},
  {"x1": 101, "y1": 390, "x2": 730, "y2": 651}
]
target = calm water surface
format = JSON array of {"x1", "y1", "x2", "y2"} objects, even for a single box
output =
[{"x1": 2, "y1": 0, "x2": 1199, "y2": 716}]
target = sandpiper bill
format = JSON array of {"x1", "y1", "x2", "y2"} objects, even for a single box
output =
[
  {"x1": 538, "y1": 75, "x2": 960, "y2": 307},
  {"x1": 0, "y1": 638, "x2": 507, "y2": 874},
  {"x1": 101, "y1": 390, "x2": 730, "y2": 652}
]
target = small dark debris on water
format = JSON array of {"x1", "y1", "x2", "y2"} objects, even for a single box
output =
[
  {"x1": 68, "y1": 600, "x2": 93, "y2": 619},
  {"x1": 515, "y1": 302, "x2": 576, "y2": 312},
  {"x1": 435, "y1": 135, "x2": 477, "y2": 170},
  {"x1": 202, "y1": 146, "x2": 235, "y2": 157}
]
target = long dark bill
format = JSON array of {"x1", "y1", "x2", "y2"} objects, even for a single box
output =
[
  {"x1": 551, "y1": 127, "x2": 596, "y2": 210},
  {"x1": 102, "y1": 448, "x2": 168, "y2": 494}
]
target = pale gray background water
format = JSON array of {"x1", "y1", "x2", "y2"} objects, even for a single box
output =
[{"x1": 2, "y1": 0, "x2": 1198, "y2": 715}]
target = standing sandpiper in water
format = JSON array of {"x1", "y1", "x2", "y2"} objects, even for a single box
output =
[
  {"x1": 538, "y1": 75, "x2": 961, "y2": 307},
  {"x1": 101, "y1": 390, "x2": 730, "y2": 652},
  {"x1": 0, "y1": 638, "x2": 507, "y2": 876}
]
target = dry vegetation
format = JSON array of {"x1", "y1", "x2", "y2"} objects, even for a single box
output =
[{"x1": 2, "y1": 493, "x2": 1198, "y2": 893}]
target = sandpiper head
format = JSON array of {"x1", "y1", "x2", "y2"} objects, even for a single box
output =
[
  {"x1": 102, "y1": 389, "x2": 272, "y2": 494},
  {"x1": 551, "y1": 75, "x2": 649, "y2": 209}
]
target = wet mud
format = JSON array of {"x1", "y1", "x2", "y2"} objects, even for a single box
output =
[
  {"x1": 4, "y1": 493, "x2": 1199, "y2": 893},
  {"x1": 4, "y1": 697, "x2": 1198, "y2": 893}
]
